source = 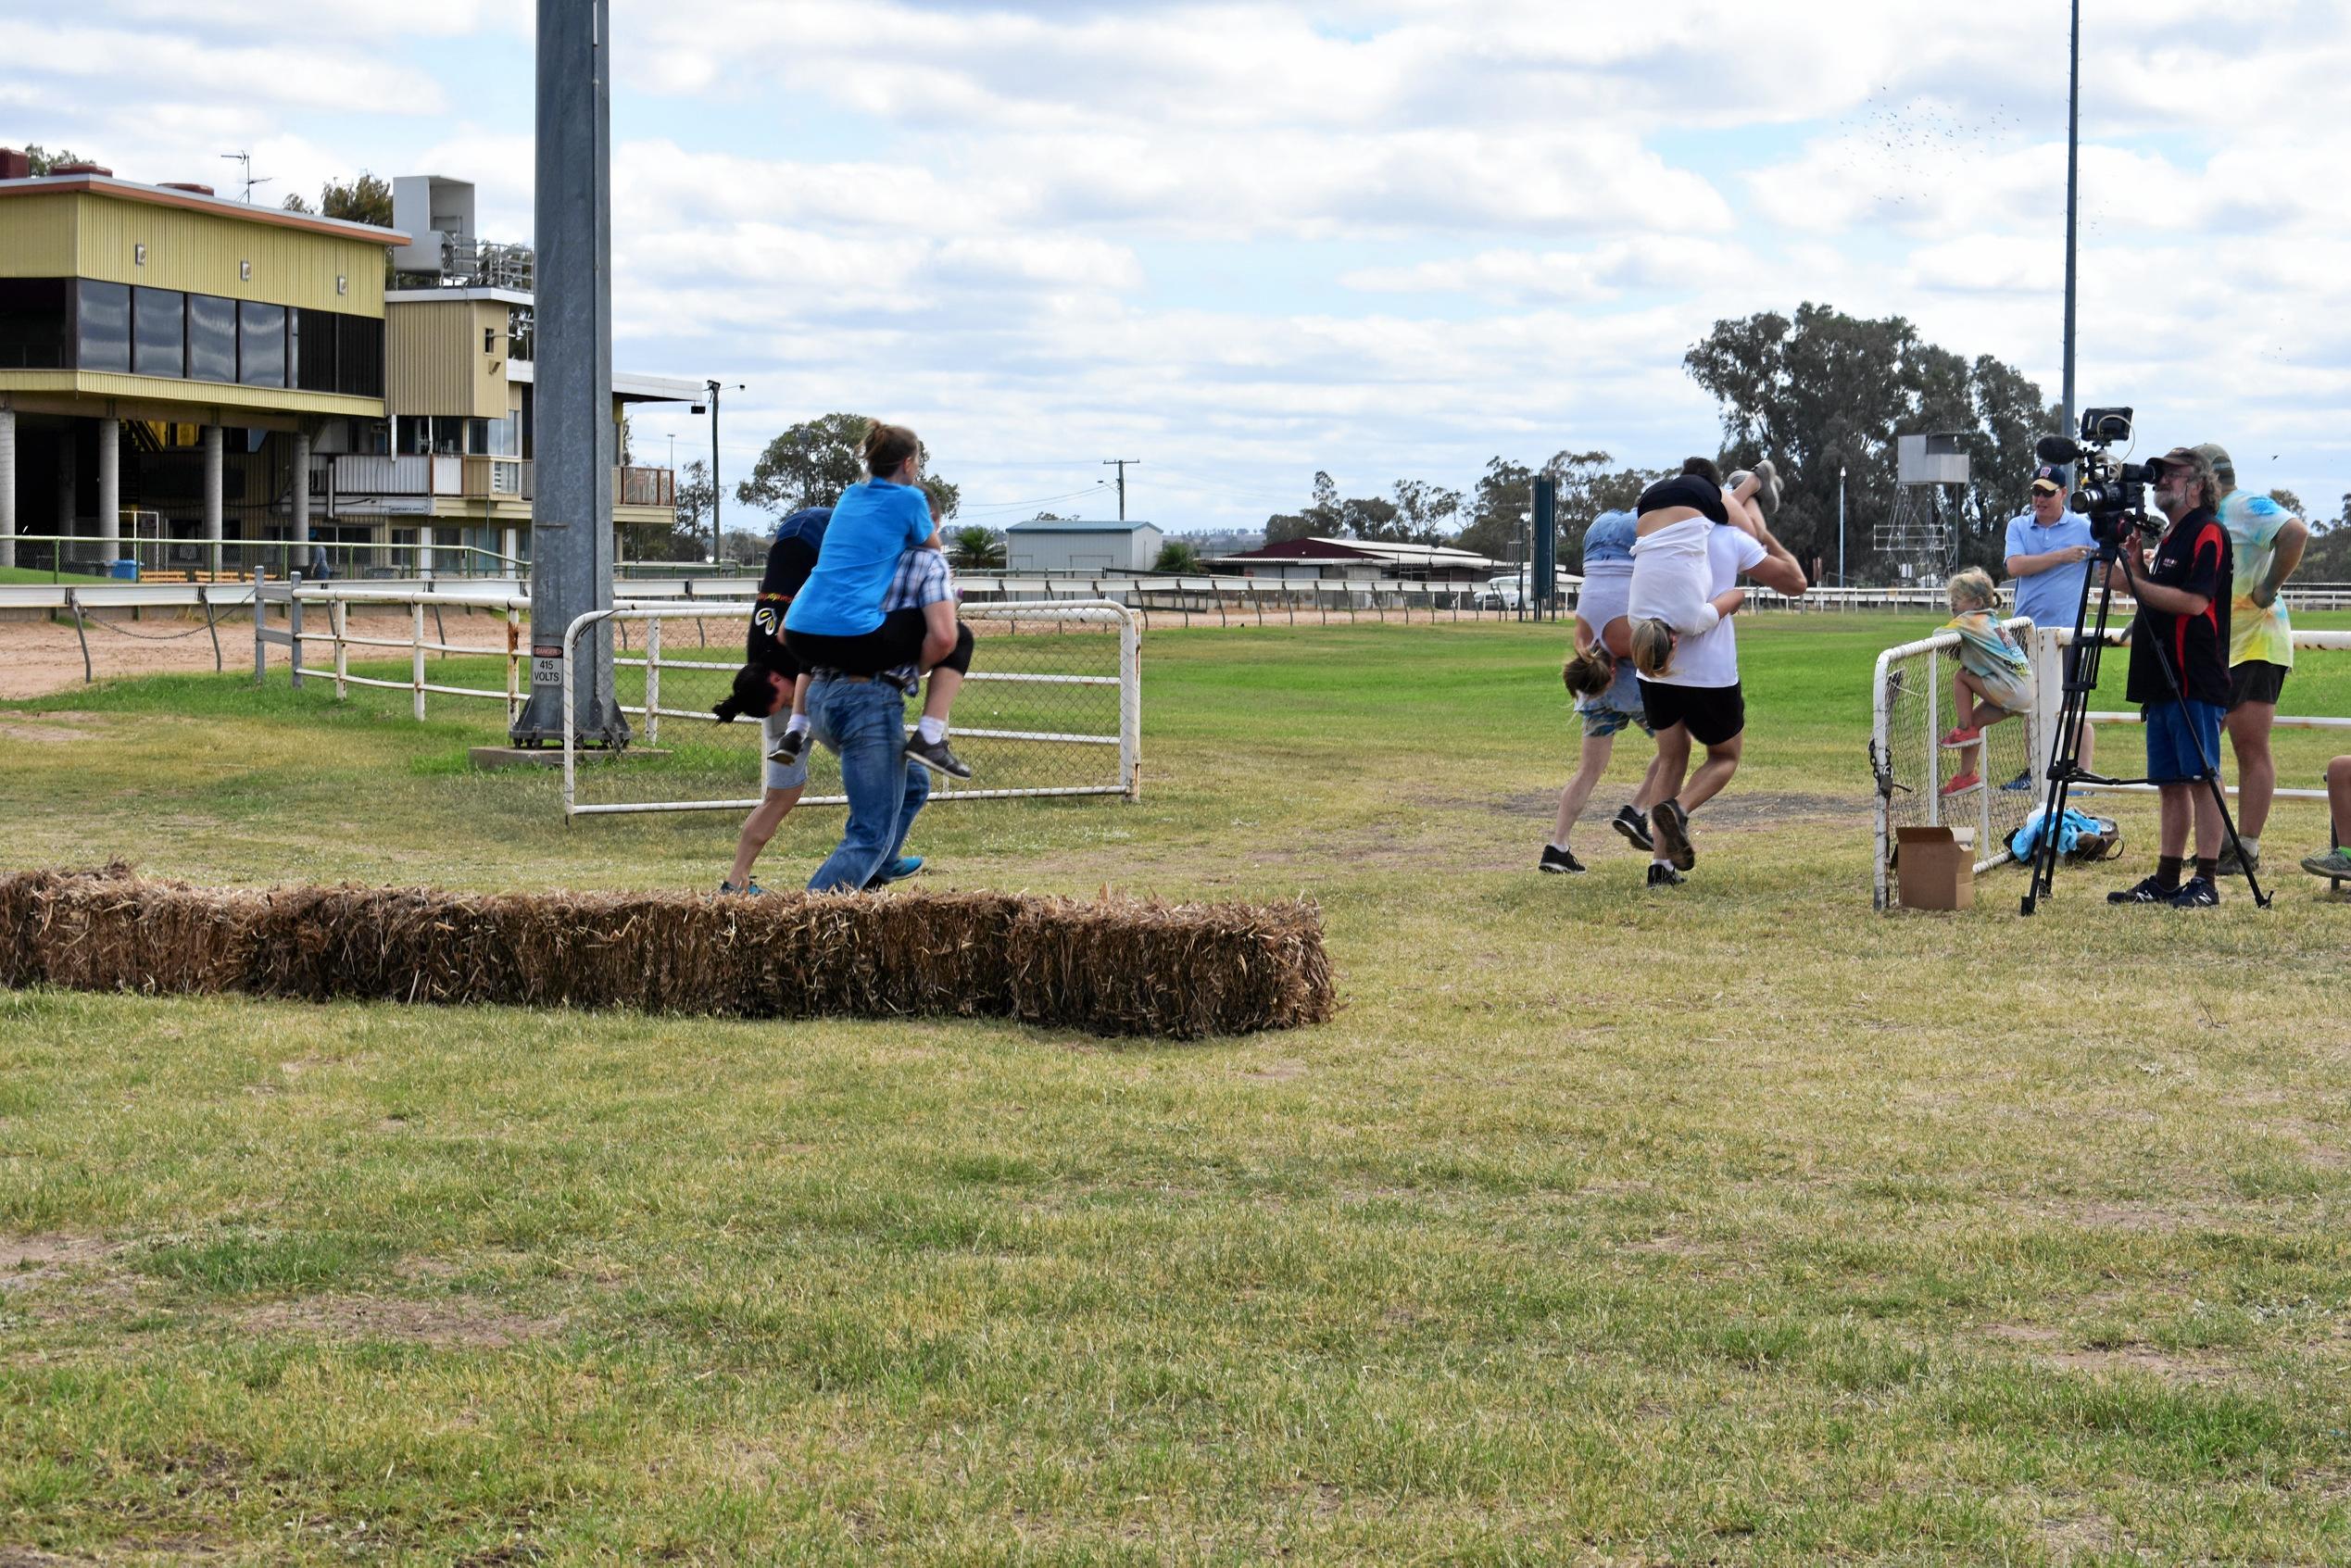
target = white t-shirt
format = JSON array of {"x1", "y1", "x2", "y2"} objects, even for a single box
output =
[
  {"x1": 1628, "y1": 515, "x2": 1723, "y2": 638},
  {"x1": 1574, "y1": 557, "x2": 1632, "y2": 637},
  {"x1": 1644, "y1": 525, "x2": 1767, "y2": 689}
]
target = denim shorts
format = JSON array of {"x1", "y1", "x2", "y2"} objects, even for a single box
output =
[
  {"x1": 2144, "y1": 697, "x2": 2223, "y2": 784},
  {"x1": 761, "y1": 709, "x2": 810, "y2": 792},
  {"x1": 1575, "y1": 660, "x2": 1654, "y2": 739}
]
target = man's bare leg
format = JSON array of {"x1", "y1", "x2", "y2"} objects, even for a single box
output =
[
  {"x1": 1678, "y1": 733, "x2": 1745, "y2": 812},
  {"x1": 921, "y1": 667, "x2": 963, "y2": 727},
  {"x1": 1551, "y1": 732, "x2": 1617, "y2": 850},
  {"x1": 2225, "y1": 700, "x2": 2278, "y2": 841}
]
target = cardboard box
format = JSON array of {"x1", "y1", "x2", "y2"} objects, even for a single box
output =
[{"x1": 1896, "y1": 825, "x2": 1973, "y2": 910}]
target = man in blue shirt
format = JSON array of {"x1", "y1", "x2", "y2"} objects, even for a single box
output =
[{"x1": 2004, "y1": 463, "x2": 2100, "y2": 785}]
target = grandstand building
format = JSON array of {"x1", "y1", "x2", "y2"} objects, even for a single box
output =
[{"x1": 0, "y1": 158, "x2": 691, "y2": 577}]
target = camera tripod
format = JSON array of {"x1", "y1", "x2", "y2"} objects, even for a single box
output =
[{"x1": 2020, "y1": 522, "x2": 2270, "y2": 914}]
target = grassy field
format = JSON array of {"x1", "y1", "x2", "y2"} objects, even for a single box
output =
[
  {"x1": 5, "y1": 615, "x2": 2351, "y2": 1564},
  {"x1": 0, "y1": 565, "x2": 116, "y2": 586}
]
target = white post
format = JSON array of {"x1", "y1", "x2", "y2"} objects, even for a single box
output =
[
  {"x1": 97, "y1": 416, "x2": 119, "y2": 564},
  {"x1": 502, "y1": 525, "x2": 520, "y2": 576},
  {"x1": 202, "y1": 424, "x2": 223, "y2": 579},
  {"x1": 412, "y1": 599, "x2": 427, "y2": 721},
  {"x1": 506, "y1": 604, "x2": 522, "y2": 721},
  {"x1": 293, "y1": 428, "x2": 312, "y2": 553},
  {"x1": 0, "y1": 406, "x2": 16, "y2": 571},
  {"x1": 1925, "y1": 646, "x2": 1942, "y2": 827},
  {"x1": 2031, "y1": 625, "x2": 2064, "y2": 796},
  {"x1": 644, "y1": 614, "x2": 660, "y2": 746},
  {"x1": 1118, "y1": 607, "x2": 1142, "y2": 800},
  {"x1": 421, "y1": 522, "x2": 435, "y2": 578},
  {"x1": 333, "y1": 599, "x2": 348, "y2": 699}
]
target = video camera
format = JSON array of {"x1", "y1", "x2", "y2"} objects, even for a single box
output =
[{"x1": 2035, "y1": 408, "x2": 2158, "y2": 552}]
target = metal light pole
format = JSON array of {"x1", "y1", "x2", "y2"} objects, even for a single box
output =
[
  {"x1": 1838, "y1": 464, "x2": 1847, "y2": 587},
  {"x1": 2061, "y1": 0, "x2": 2081, "y2": 469}
]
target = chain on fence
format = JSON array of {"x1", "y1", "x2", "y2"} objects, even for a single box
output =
[{"x1": 567, "y1": 601, "x2": 1139, "y2": 817}]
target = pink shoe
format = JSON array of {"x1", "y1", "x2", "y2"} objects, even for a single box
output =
[
  {"x1": 1940, "y1": 771, "x2": 1981, "y2": 797},
  {"x1": 1939, "y1": 726, "x2": 1982, "y2": 748}
]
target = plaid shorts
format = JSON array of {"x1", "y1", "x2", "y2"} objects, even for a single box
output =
[{"x1": 1576, "y1": 660, "x2": 1654, "y2": 739}]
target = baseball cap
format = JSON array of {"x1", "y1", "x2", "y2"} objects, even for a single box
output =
[
  {"x1": 2192, "y1": 442, "x2": 2234, "y2": 486},
  {"x1": 2030, "y1": 464, "x2": 2066, "y2": 494}
]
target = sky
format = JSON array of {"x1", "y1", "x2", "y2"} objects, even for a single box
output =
[{"x1": 11, "y1": 0, "x2": 2350, "y2": 533}]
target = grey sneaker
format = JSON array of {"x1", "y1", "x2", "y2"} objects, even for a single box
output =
[
  {"x1": 1649, "y1": 798, "x2": 1695, "y2": 871},
  {"x1": 2301, "y1": 847, "x2": 2351, "y2": 880},
  {"x1": 904, "y1": 733, "x2": 973, "y2": 779},
  {"x1": 2213, "y1": 841, "x2": 2258, "y2": 878},
  {"x1": 1753, "y1": 458, "x2": 1782, "y2": 518},
  {"x1": 1611, "y1": 805, "x2": 1654, "y2": 853},
  {"x1": 766, "y1": 726, "x2": 809, "y2": 766}
]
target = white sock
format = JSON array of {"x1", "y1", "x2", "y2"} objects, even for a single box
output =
[
  {"x1": 917, "y1": 716, "x2": 946, "y2": 745},
  {"x1": 784, "y1": 712, "x2": 810, "y2": 736},
  {"x1": 2241, "y1": 836, "x2": 2259, "y2": 856},
  {"x1": 1653, "y1": 855, "x2": 1673, "y2": 869}
]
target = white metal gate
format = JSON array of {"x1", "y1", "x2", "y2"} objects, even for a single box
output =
[{"x1": 559, "y1": 599, "x2": 1141, "y2": 819}]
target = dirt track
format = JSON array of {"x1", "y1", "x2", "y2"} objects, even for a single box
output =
[{"x1": 0, "y1": 609, "x2": 520, "y2": 699}]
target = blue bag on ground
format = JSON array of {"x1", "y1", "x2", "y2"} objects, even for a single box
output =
[{"x1": 2008, "y1": 806, "x2": 2120, "y2": 863}]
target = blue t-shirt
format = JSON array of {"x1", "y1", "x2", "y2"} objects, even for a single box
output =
[
  {"x1": 2004, "y1": 509, "x2": 2097, "y2": 632},
  {"x1": 784, "y1": 480, "x2": 936, "y2": 636}
]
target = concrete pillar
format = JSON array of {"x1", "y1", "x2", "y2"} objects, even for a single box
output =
[
  {"x1": 97, "y1": 416, "x2": 119, "y2": 562},
  {"x1": 0, "y1": 407, "x2": 16, "y2": 571},
  {"x1": 421, "y1": 522, "x2": 435, "y2": 579},
  {"x1": 203, "y1": 424, "x2": 223, "y2": 578},
  {"x1": 502, "y1": 525, "x2": 519, "y2": 575}
]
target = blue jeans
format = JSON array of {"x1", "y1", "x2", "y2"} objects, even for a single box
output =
[{"x1": 805, "y1": 677, "x2": 929, "y2": 892}]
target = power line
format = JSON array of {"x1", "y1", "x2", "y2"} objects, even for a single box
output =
[{"x1": 956, "y1": 482, "x2": 1114, "y2": 516}]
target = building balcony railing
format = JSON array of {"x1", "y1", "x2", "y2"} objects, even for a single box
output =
[{"x1": 310, "y1": 456, "x2": 673, "y2": 510}]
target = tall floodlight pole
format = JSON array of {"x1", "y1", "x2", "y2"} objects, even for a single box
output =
[
  {"x1": 513, "y1": 0, "x2": 625, "y2": 748},
  {"x1": 1838, "y1": 464, "x2": 1847, "y2": 587},
  {"x1": 2061, "y1": 0, "x2": 2081, "y2": 469}
]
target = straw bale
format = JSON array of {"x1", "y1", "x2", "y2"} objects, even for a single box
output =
[
  {"x1": 0, "y1": 863, "x2": 261, "y2": 995},
  {"x1": 2, "y1": 869, "x2": 1336, "y2": 1037},
  {"x1": 1007, "y1": 894, "x2": 1338, "y2": 1039}
]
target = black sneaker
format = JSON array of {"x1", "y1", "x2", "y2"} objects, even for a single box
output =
[
  {"x1": 766, "y1": 727, "x2": 810, "y2": 766},
  {"x1": 1612, "y1": 805, "x2": 1654, "y2": 852},
  {"x1": 904, "y1": 734, "x2": 973, "y2": 779},
  {"x1": 2000, "y1": 769, "x2": 2034, "y2": 793},
  {"x1": 1646, "y1": 862, "x2": 1686, "y2": 889},
  {"x1": 1539, "y1": 845, "x2": 1586, "y2": 875},
  {"x1": 2169, "y1": 875, "x2": 2220, "y2": 909},
  {"x1": 2213, "y1": 842, "x2": 2258, "y2": 878},
  {"x1": 2106, "y1": 874, "x2": 2178, "y2": 905},
  {"x1": 1649, "y1": 799, "x2": 1695, "y2": 871}
]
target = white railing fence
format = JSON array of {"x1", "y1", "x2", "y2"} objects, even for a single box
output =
[{"x1": 559, "y1": 601, "x2": 1142, "y2": 820}]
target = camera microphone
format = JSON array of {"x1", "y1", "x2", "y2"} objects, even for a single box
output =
[{"x1": 2034, "y1": 433, "x2": 2083, "y2": 467}]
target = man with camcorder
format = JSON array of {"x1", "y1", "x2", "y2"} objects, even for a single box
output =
[
  {"x1": 2104, "y1": 446, "x2": 2233, "y2": 909},
  {"x1": 2005, "y1": 462, "x2": 2100, "y2": 785}
]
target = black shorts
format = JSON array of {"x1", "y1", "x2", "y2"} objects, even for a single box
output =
[
  {"x1": 1638, "y1": 679, "x2": 1745, "y2": 746},
  {"x1": 2228, "y1": 659, "x2": 2288, "y2": 710}
]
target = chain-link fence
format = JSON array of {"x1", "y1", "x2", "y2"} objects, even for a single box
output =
[
  {"x1": 563, "y1": 601, "x2": 1140, "y2": 818},
  {"x1": 1871, "y1": 622, "x2": 2037, "y2": 909}
]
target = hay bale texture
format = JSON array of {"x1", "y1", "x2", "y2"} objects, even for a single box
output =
[{"x1": 0, "y1": 867, "x2": 1334, "y2": 1039}]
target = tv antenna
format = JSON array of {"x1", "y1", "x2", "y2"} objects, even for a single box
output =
[{"x1": 219, "y1": 151, "x2": 273, "y2": 204}]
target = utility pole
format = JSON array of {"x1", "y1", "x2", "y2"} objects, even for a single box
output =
[
  {"x1": 2061, "y1": 0, "x2": 2081, "y2": 472},
  {"x1": 696, "y1": 381, "x2": 743, "y2": 566},
  {"x1": 1101, "y1": 458, "x2": 1140, "y2": 521},
  {"x1": 219, "y1": 151, "x2": 272, "y2": 205}
]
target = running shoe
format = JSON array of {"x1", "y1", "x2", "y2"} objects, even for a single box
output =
[
  {"x1": 2106, "y1": 874, "x2": 2177, "y2": 905},
  {"x1": 2168, "y1": 875, "x2": 2220, "y2": 909},
  {"x1": 904, "y1": 734, "x2": 973, "y2": 779},
  {"x1": 1938, "y1": 726, "x2": 1982, "y2": 749},
  {"x1": 2000, "y1": 769, "x2": 2034, "y2": 793},
  {"x1": 2212, "y1": 842, "x2": 2259, "y2": 878},
  {"x1": 1649, "y1": 799, "x2": 1695, "y2": 871},
  {"x1": 1646, "y1": 862, "x2": 1687, "y2": 889},
  {"x1": 718, "y1": 878, "x2": 765, "y2": 897},
  {"x1": 862, "y1": 856, "x2": 924, "y2": 890},
  {"x1": 1753, "y1": 458, "x2": 1782, "y2": 517},
  {"x1": 766, "y1": 727, "x2": 810, "y2": 765},
  {"x1": 2300, "y1": 848, "x2": 2351, "y2": 880},
  {"x1": 1611, "y1": 805, "x2": 1654, "y2": 852},
  {"x1": 1940, "y1": 771, "x2": 1981, "y2": 797},
  {"x1": 1539, "y1": 845, "x2": 1587, "y2": 875}
]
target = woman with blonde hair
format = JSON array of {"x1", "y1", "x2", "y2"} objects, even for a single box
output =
[{"x1": 1936, "y1": 565, "x2": 2035, "y2": 797}]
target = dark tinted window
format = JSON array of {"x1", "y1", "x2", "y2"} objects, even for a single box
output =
[
  {"x1": 187, "y1": 294, "x2": 235, "y2": 383},
  {"x1": 0, "y1": 279, "x2": 70, "y2": 370},
  {"x1": 76, "y1": 280, "x2": 132, "y2": 372},
  {"x1": 335, "y1": 313, "x2": 383, "y2": 397},
  {"x1": 132, "y1": 287, "x2": 184, "y2": 379},
  {"x1": 238, "y1": 301, "x2": 285, "y2": 387},
  {"x1": 292, "y1": 307, "x2": 335, "y2": 392}
]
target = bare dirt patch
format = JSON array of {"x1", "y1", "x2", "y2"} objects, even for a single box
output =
[
  {"x1": 1981, "y1": 1323, "x2": 2237, "y2": 1383},
  {"x1": 237, "y1": 1294, "x2": 560, "y2": 1348},
  {"x1": 0, "y1": 610, "x2": 521, "y2": 699},
  {"x1": 0, "y1": 1236, "x2": 123, "y2": 1292},
  {"x1": 0, "y1": 716, "x2": 105, "y2": 745}
]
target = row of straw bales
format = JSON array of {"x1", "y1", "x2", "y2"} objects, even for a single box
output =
[{"x1": 0, "y1": 866, "x2": 1336, "y2": 1038}]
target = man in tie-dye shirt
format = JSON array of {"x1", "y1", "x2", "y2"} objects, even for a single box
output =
[{"x1": 2196, "y1": 444, "x2": 2309, "y2": 881}]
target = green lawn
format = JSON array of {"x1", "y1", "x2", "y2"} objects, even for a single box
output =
[
  {"x1": 5, "y1": 616, "x2": 2351, "y2": 1564},
  {"x1": 0, "y1": 564, "x2": 117, "y2": 586}
]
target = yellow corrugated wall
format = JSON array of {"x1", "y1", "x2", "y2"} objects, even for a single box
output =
[
  {"x1": 386, "y1": 298, "x2": 509, "y2": 419},
  {"x1": 67, "y1": 193, "x2": 388, "y2": 314}
]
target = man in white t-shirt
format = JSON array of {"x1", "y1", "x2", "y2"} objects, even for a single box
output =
[{"x1": 1631, "y1": 460, "x2": 1810, "y2": 883}]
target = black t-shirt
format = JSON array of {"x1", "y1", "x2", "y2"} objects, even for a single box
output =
[
  {"x1": 1635, "y1": 472, "x2": 1729, "y2": 526},
  {"x1": 747, "y1": 508, "x2": 831, "y2": 676},
  {"x1": 2127, "y1": 505, "x2": 2232, "y2": 707}
]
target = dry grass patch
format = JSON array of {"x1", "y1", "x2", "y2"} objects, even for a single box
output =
[{"x1": 236, "y1": 1294, "x2": 561, "y2": 1349}]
